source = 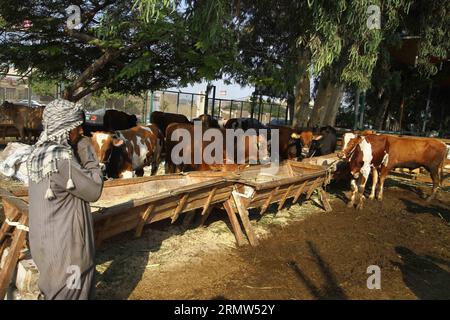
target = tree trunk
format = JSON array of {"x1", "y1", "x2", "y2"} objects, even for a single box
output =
[
  {"x1": 292, "y1": 73, "x2": 310, "y2": 128},
  {"x1": 310, "y1": 78, "x2": 332, "y2": 127},
  {"x1": 322, "y1": 83, "x2": 343, "y2": 126},
  {"x1": 375, "y1": 96, "x2": 390, "y2": 130},
  {"x1": 287, "y1": 93, "x2": 295, "y2": 125}
]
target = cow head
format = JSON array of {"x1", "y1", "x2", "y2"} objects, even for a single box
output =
[
  {"x1": 129, "y1": 114, "x2": 138, "y2": 127},
  {"x1": 338, "y1": 136, "x2": 362, "y2": 160},
  {"x1": 287, "y1": 132, "x2": 303, "y2": 160},
  {"x1": 289, "y1": 130, "x2": 313, "y2": 159},
  {"x1": 91, "y1": 131, "x2": 124, "y2": 173}
]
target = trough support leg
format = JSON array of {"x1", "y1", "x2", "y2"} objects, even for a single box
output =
[
  {"x1": 232, "y1": 191, "x2": 259, "y2": 247},
  {"x1": 199, "y1": 206, "x2": 214, "y2": 227},
  {"x1": 201, "y1": 187, "x2": 217, "y2": 216},
  {"x1": 278, "y1": 184, "x2": 294, "y2": 211},
  {"x1": 171, "y1": 193, "x2": 189, "y2": 224},
  {"x1": 306, "y1": 178, "x2": 321, "y2": 200},
  {"x1": 260, "y1": 186, "x2": 279, "y2": 215},
  {"x1": 223, "y1": 200, "x2": 246, "y2": 247},
  {"x1": 0, "y1": 214, "x2": 28, "y2": 299},
  {"x1": 135, "y1": 204, "x2": 155, "y2": 238},
  {"x1": 318, "y1": 187, "x2": 333, "y2": 212},
  {"x1": 293, "y1": 181, "x2": 308, "y2": 203}
]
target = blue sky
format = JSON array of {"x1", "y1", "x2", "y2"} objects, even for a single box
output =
[{"x1": 169, "y1": 79, "x2": 255, "y2": 101}]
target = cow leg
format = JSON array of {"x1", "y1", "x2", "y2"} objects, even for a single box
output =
[
  {"x1": 166, "y1": 159, "x2": 176, "y2": 174},
  {"x1": 347, "y1": 178, "x2": 358, "y2": 208},
  {"x1": 426, "y1": 167, "x2": 440, "y2": 202},
  {"x1": 356, "y1": 175, "x2": 368, "y2": 210},
  {"x1": 369, "y1": 167, "x2": 378, "y2": 200},
  {"x1": 27, "y1": 129, "x2": 32, "y2": 144},
  {"x1": 377, "y1": 166, "x2": 389, "y2": 201},
  {"x1": 18, "y1": 127, "x2": 25, "y2": 143},
  {"x1": 135, "y1": 168, "x2": 144, "y2": 177}
]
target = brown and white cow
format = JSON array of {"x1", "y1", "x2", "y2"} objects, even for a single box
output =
[
  {"x1": 339, "y1": 134, "x2": 447, "y2": 209},
  {"x1": 0, "y1": 101, "x2": 44, "y2": 143},
  {"x1": 91, "y1": 125, "x2": 163, "y2": 179}
]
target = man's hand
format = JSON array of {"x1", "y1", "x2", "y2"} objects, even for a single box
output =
[{"x1": 76, "y1": 136, "x2": 100, "y2": 170}]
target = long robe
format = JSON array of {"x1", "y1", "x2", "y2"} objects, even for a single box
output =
[{"x1": 28, "y1": 138, "x2": 103, "y2": 300}]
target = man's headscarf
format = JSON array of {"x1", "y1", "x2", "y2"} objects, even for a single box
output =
[{"x1": 27, "y1": 99, "x2": 84, "y2": 200}]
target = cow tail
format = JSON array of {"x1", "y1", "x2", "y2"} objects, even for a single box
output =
[{"x1": 440, "y1": 147, "x2": 448, "y2": 187}]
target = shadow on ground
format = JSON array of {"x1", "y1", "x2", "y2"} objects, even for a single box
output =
[
  {"x1": 400, "y1": 198, "x2": 450, "y2": 225},
  {"x1": 392, "y1": 246, "x2": 450, "y2": 300},
  {"x1": 287, "y1": 241, "x2": 348, "y2": 300}
]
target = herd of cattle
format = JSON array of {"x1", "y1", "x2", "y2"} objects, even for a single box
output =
[{"x1": 1, "y1": 101, "x2": 448, "y2": 209}]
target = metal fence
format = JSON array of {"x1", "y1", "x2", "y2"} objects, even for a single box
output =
[
  {"x1": 0, "y1": 73, "x2": 289, "y2": 125},
  {"x1": 155, "y1": 90, "x2": 289, "y2": 125}
]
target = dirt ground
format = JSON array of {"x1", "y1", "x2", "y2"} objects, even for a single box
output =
[
  {"x1": 93, "y1": 176, "x2": 450, "y2": 300},
  {"x1": 1, "y1": 140, "x2": 449, "y2": 300}
]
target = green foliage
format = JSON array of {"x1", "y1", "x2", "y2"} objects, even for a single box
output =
[
  {"x1": 31, "y1": 77, "x2": 58, "y2": 97},
  {"x1": 132, "y1": 0, "x2": 176, "y2": 23}
]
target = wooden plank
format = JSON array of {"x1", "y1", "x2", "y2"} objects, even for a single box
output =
[
  {"x1": 0, "y1": 239, "x2": 9, "y2": 268},
  {"x1": 0, "y1": 201, "x2": 20, "y2": 245},
  {"x1": 0, "y1": 214, "x2": 28, "y2": 298},
  {"x1": 0, "y1": 188, "x2": 29, "y2": 216},
  {"x1": 171, "y1": 193, "x2": 189, "y2": 224},
  {"x1": 232, "y1": 191, "x2": 259, "y2": 246},
  {"x1": 318, "y1": 188, "x2": 333, "y2": 212},
  {"x1": 95, "y1": 216, "x2": 113, "y2": 248},
  {"x1": 223, "y1": 199, "x2": 246, "y2": 247},
  {"x1": 293, "y1": 181, "x2": 308, "y2": 203},
  {"x1": 199, "y1": 206, "x2": 214, "y2": 227},
  {"x1": 201, "y1": 187, "x2": 217, "y2": 216},
  {"x1": 306, "y1": 178, "x2": 321, "y2": 200},
  {"x1": 0, "y1": 221, "x2": 13, "y2": 247},
  {"x1": 260, "y1": 186, "x2": 279, "y2": 215},
  {"x1": 278, "y1": 184, "x2": 294, "y2": 211},
  {"x1": 134, "y1": 204, "x2": 155, "y2": 238}
]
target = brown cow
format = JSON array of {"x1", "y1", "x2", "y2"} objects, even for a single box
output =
[
  {"x1": 165, "y1": 122, "x2": 268, "y2": 173},
  {"x1": 91, "y1": 125, "x2": 163, "y2": 178},
  {"x1": 0, "y1": 101, "x2": 43, "y2": 143},
  {"x1": 339, "y1": 134, "x2": 447, "y2": 209},
  {"x1": 150, "y1": 111, "x2": 190, "y2": 137},
  {"x1": 267, "y1": 124, "x2": 301, "y2": 160}
]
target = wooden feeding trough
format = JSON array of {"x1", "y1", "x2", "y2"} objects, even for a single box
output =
[
  {"x1": 225, "y1": 160, "x2": 333, "y2": 247},
  {"x1": 91, "y1": 172, "x2": 235, "y2": 246}
]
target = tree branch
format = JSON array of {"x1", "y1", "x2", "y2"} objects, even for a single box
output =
[
  {"x1": 64, "y1": 48, "x2": 120, "y2": 101},
  {"x1": 66, "y1": 29, "x2": 98, "y2": 43},
  {"x1": 81, "y1": 0, "x2": 115, "y2": 31},
  {"x1": 72, "y1": 80, "x2": 108, "y2": 101}
]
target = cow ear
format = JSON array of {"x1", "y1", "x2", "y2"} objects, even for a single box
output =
[
  {"x1": 291, "y1": 133, "x2": 300, "y2": 139},
  {"x1": 112, "y1": 138, "x2": 124, "y2": 147}
]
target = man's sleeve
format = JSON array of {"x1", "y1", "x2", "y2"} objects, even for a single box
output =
[
  {"x1": 53, "y1": 159, "x2": 104, "y2": 202},
  {"x1": 52, "y1": 138, "x2": 104, "y2": 202},
  {"x1": 76, "y1": 136, "x2": 100, "y2": 170}
]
